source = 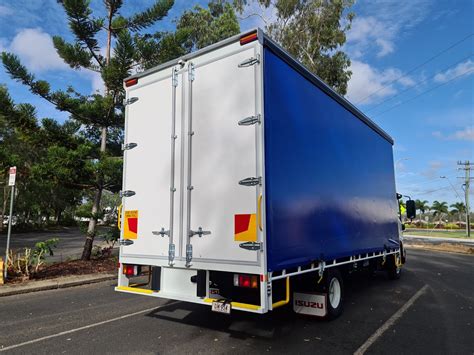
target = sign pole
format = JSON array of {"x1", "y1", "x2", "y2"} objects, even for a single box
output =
[{"x1": 4, "y1": 167, "x2": 16, "y2": 280}]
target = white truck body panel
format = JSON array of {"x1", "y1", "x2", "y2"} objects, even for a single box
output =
[{"x1": 119, "y1": 38, "x2": 266, "y2": 310}]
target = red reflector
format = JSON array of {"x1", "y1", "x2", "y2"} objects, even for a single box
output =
[
  {"x1": 125, "y1": 78, "x2": 138, "y2": 87},
  {"x1": 240, "y1": 31, "x2": 258, "y2": 45}
]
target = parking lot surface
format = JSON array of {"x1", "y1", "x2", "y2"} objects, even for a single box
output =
[{"x1": 0, "y1": 249, "x2": 472, "y2": 354}]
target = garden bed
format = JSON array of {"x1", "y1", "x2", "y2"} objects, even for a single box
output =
[{"x1": 7, "y1": 257, "x2": 117, "y2": 284}]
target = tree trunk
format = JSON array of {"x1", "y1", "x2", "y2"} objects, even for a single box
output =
[
  {"x1": 81, "y1": 126, "x2": 107, "y2": 260},
  {"x1": 81, "y1": 8, "x2": 113, "y2": 261},
  {"x1": 81, "y1": 184, "x2": 103, "y2": 260}
]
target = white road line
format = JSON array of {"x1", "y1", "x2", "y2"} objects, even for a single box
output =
[
  {"x1": 0, "y1": 301, "x2": 181, "y2": 352},
  {"x1": 354, "y1": 284, "x2": 429, "y2": 355}
]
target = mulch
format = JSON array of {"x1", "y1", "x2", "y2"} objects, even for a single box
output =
[{"x1": 7, "y1": 257, "x2": 117, "y2": 283}]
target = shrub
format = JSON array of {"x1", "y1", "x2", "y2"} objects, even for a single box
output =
[{"x1": 7, "y1": 238, "x2": 59, "y2": 279}]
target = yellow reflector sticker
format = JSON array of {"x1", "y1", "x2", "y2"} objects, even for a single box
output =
[{"x1": 124, "y1": 210, "x2": 138, "y2": 239}]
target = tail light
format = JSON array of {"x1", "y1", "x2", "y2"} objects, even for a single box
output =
[
  {"x1": 125, "y1": 78, "x2": 138, "y2": 87},
  {"x1": 233, "y1": 274, "x2": 258, "y2": 288},
  {"x1": 122, "y1": 264, "x2": 141, "y2": 276},
  {"x1": 240, "y1": 31, "x2": 258, "y2": 45}
]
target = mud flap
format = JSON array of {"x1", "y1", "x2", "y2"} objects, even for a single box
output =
[{"x1": 293, "y1": 292, "x2": 327, "y2": 317}]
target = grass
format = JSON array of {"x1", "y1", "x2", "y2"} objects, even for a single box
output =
[{"x1": 404, "y1": 229, "x2": 470, "y2": 239}]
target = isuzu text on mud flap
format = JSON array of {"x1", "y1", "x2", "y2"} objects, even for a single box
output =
[{"x1": 115, "y1": 28, "x2": 413, "y2": 319}]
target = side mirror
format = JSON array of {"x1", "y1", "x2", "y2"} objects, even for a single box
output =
[{"x1": 406, "y1": 199, "x2": 416, "y2": 220}]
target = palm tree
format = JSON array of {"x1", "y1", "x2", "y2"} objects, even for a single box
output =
[
  {"x1": 415, "y1": 199, "x2": 430, "y2": 215},
  {"x1": 450, "y1": 202, "x2": 466, "y2": 222},
  {"x1": 431, "y1": 201, "x2": 448, "y2": 217},
  {"x1": 450, "y1": 202, "x2": 466, "y2": 214}
]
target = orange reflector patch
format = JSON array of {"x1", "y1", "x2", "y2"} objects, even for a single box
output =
[
  {"x1": 125, "y1": 78, "x2": 138, "y2": 87},
  {"x1": 234, "y1": 214, "x2": 257, "y2": 241},
  {"x1": 240, "y1": 31, "x2": 258, "y2": 45},
  {"x1": 124, "y1": 210, "x2": 138, "y2": 239}
]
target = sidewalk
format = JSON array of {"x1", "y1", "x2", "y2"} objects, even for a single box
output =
[
  {"x1": 404, "y1": 234, "x2": 474, "y2": 245},
  {"x1": 0, "y1": 273, "x2": 116, "y2": 297}
]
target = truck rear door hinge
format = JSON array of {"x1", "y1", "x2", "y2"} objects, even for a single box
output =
[
  {"x1": 120, "y1": 190, "x2": 136, "y2": 198},
  {"x1": 238, "y1": 114, "x2": 261, "y2": 126},
  {"x1": 238, "y1": 54, "x2": 260, "y2": 68},
  {"x1": 188, "y1": 62, "x2": 195, "y2": 82},
  {"x1": 119, "y1": 239, "x2": 134, "y2": 246},
  {"x1": 239, "y1": 177, "x2": 261, "y2": 186},
  {"x1": 172, "y1": 67, "x2": 179, "y2": 87},
  {"x1": 239, "y1": 241, "x2": 263, "y2": 251},
  {"x1": 122, "y1": 142, "x2": 138, "y2": 151},
  {"x1": 123, "y1": 97, "x2": 139, "y2": 106}
]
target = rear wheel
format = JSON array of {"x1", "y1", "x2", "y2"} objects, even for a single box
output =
[
  {"x1": 317, "y1": 268, "x2": 344, "y2": 320},
  {"x1": 386, "y1": 254, "x2": 402, "y2": 280}
]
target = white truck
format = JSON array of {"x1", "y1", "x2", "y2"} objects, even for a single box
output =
[{"x1": 116, "y1": 29, "x2": 410, "y2": 318}]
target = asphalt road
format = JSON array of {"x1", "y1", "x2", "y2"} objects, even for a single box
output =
[
  {"x1": 0, "y1": 249, "x2": 472, "y2": 354},
  {"x1": 0, "y1": 227, "x2": 107, "y2": 262}
]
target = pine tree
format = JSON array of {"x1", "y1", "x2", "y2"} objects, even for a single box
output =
[{"x1": 1, "y1": 0, "x2": 174, "y2": 259}]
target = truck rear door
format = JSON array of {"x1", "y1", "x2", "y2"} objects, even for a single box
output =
[
  {"x1": 121, "y1": 43, "x2": 262, "y2": 268},
  {"x1": 183, "y1": 45, "x2": 262, "y2": 266},
  {"x1": 121, "y1": 71, "x2": 181, "y2": 262}
]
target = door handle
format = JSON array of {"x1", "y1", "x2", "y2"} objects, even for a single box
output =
[{"x1": 189, "y1": 227, "x2": 211, "y2": 238}]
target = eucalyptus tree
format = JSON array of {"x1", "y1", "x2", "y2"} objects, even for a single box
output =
[{"x1": 234, "y1": 0, "x2": 355, "y2": 95}]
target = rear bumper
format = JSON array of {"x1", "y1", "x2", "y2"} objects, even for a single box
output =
[{"x1": 115, "y1": 285, "x2": 266, "y2": 313}]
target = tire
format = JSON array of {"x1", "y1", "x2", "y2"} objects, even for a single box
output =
[
  {"x1": 400, "y1": 241, "x2": 407, "y2": 264},
  {"x1": 317, "y1": 268, "x2": 344, "y2": 320},
  {"x1": 386, "y1": 254, "x2": 402, "y2": 280}
]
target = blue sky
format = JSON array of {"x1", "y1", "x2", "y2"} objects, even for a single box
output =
[{"x1": 0, "y1": 0, "x2": 472, "y2": 206}]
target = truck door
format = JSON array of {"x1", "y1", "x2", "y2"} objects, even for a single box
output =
[
  {"x1": 182, "y1": 45, "x2": 261, "y2": 266},
  {"x1": 121, "y1": 70, "x2": 182, "y2": 263}
]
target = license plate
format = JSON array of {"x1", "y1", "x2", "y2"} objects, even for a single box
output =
[{"x1": 211, "y1": 301, "x2": 231, "y2": 314}]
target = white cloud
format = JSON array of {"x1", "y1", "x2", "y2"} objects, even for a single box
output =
[
  {"x1": 8, "y1": 28, "x2": 67, "y2": 72},
  {"x1": 0, "y1": 37, "x2": 7, "y2": 53},
  {"x1": 347, "y1": 17, "x2": 394, "y2": 58},
  {"x1": 375, "y1": 38, "x2": 394, "y2": 57},
  {"x1": 421, "y1": 161, "x2": 443, "y2": 179},
  {"x1": 434, "y1": 60, "x2": 474, "y2": 83},
  {"x1": 3, "y1": 28, "x2": 104, "y2": 94},
  {"x1": 346, "y1": 60, "x2": 414, "y2": 103},
  {"x1": 433, "y1": 127, "x2": 474, "y2": 141},
  {"x1": 346, "y1": 1, "x2": 431, "y2": 59}
]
